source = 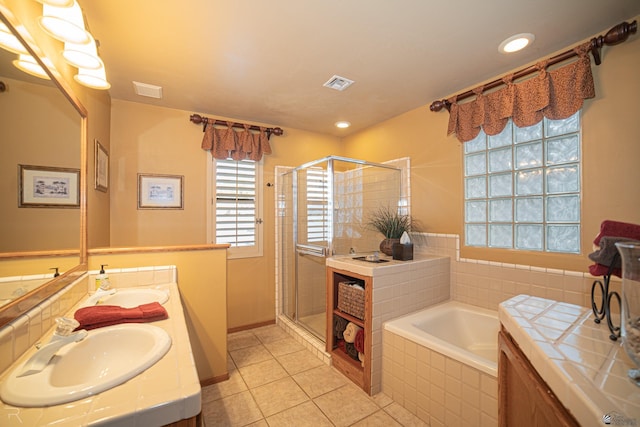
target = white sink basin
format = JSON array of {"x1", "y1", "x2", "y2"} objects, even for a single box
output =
[
  {"x1": 1, "y1": 324, "x2": 171, "y2": 407},
  {"x1": 83, "y1": 288, "x2": 169, "y2": 308}
]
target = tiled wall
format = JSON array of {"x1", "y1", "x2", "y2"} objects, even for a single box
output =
[
  {"x1": 0, "y1": 265, "x2": 178, "y2": 376},
  {"x1": 416, "y1": 232, "x2": 607, "y2": 312},
  {"x1": 0, "y1": 275, "x2": 87, "y2": 374},
  {"x1": 382, "y1": 330, "x2": 498, "y2": 427},
  {"x1": 369, "y1": 255, "x2": 450, "y2": 395}
]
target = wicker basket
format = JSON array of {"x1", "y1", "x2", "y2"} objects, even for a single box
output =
[{"x1": 337, "y1": 281, "x2": 365, "y2": 320}]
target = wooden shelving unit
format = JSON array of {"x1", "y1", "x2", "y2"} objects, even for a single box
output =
[{"x1": 326, "y1": 266, "x2": 372, "y2": 394}]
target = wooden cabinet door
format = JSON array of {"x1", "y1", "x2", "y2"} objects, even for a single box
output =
[{"x1": 498, "y1": 330, "x2": 579, "y2": 427}]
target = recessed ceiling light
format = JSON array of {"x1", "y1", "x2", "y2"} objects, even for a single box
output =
[
  {"x1": 499, "y1": 33, "x2": 535, "y2": 53},
  {"x1": 335, "y1": 121, "x2": 351, "y2": 129}
]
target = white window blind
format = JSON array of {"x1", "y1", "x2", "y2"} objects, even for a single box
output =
[
  {"x1": 306, "y1": 168, "x2": 329, "y2": 243},
  {"x1": 214, "y1": 159, "x2": 262, "y2": 257}
]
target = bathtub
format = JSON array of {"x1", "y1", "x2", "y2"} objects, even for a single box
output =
[
  {"x1": 384, "y1": 300, "x2": 498, "y2": 376},
  {"x1": 382, "y1": 300, "x2": 500, "y2": 425}
]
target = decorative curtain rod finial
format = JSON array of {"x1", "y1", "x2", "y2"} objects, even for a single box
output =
[{"x1": 590, "y1": 20, "x2": 637, "y2": 65}]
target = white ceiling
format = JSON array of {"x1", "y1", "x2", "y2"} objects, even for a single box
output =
[{"x1": 80, "y1": 1, "x2": 640, "y2": 137}]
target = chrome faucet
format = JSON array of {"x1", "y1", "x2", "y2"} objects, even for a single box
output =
[{"x1": 17, "y1": 317, "x2": 87, "y2": 377}]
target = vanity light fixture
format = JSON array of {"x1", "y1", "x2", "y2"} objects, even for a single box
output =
[
  {"x1": 498, "y1": 33, "x2": 535, "y2": 53},
  {"x1": 39, "y1": 0, "x2": 91, "y2": 44},
  {"x1": 74, "y1": 65, "x2": 110, "y2": 90},
  {"x1": 62, "y1": 33, "x2": 102, "y2": 69},
  {"x1": 0, "y1": 23, "x2": 29, "y2": 55},
  {"x1": 12, "y1": 54, "x2": 52, "y2": 80},
  {"x1": 34, "y1": 0, "x2": 75, "y2": 6},
  {"x1": 335, "y1": 121, "x2": 351, "y2": 129}
]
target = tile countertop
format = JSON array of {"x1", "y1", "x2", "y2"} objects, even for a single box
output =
[
  {"x1": 499, "y1": 295, "x2": 640, "y2": 427},
  {"x1": 326, "y1": 253, "x2": 446, "y2": 277},
  {"x1": 0, "y1": 282, "x2": 201, "y2": 427}
]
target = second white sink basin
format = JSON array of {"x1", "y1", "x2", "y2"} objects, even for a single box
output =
[
  {"x1": 1, "y1": 324, "x2": 171, "y2": 407},
  {"x1": 83, "y1": 287, "x2": 169, "y2": 308}
]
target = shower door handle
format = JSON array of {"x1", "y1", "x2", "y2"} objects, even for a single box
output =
[{"x1": 295, "y1": 244, "x2": 328, "y2": 257}]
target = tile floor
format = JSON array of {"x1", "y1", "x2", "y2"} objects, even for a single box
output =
[{"x1": 201, "y1": 324, "x2": 427, "y2": 426}]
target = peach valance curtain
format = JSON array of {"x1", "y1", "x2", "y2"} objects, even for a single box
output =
[
  {"x1": 201, "y1": 121, "x2": 272, "y2": 161},
  {"x1": 447, "y1": 41, "x2": 596, "y2": 143}
]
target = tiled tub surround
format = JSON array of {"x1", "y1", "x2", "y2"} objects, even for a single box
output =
[
  {"x1": 326, "y1": 254, "x2": 450, "y2": 395},
  {"x1": 382, "y1": 301, "x2": 499, "y2": 427},
  {"x1": 382, "y1": 329, "x2": 498, "y2": 427},
  {"x1": 417, "y1": 232, "x2": 617, "y2": 311},
  {"x1": 0, "y1": 267, "x2": 201, "y2": 426},
  {"x1": 500, "y1": 295, "x2": 640, "y2": 427}
]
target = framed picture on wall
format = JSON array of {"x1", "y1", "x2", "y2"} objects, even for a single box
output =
[
  {"x1": 95, "y1": 140, "x2": 109, "y2": 192},
  {"x1": 18, "y1": 164, "x2": 80, "y2": 208},
  {"x1": 137, "y1": 173, "x2": 184, "y2": 209}
]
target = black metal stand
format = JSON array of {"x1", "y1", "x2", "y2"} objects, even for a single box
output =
[{"x1": 591, "y1": 253, "x2": 621, "y2": 341}]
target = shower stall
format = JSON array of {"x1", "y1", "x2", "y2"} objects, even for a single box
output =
[{"x1": 277, "y1": 156, "x2": 404, "y2": 342}]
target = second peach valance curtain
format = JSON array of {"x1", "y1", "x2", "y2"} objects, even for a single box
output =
[
  {"x1": 201, "y1": 122, "x2": 272, "y2": 161},
  {"x1": 446, "y1": 41, "x2": 596, "y2": 143}
]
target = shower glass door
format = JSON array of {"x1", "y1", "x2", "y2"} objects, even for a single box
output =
[{"x1": 295, "y1": 162, "x2": 331, "y2": 340}]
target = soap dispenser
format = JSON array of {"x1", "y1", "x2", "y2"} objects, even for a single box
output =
[{"x1": 95, "y1": 264, "x2": 110, "y2": 290}]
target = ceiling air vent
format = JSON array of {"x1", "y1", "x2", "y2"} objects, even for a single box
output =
[
  {"x1": 133, "y1": 81, "x2": 163, "y2": 99},
  {"x1": 323, "y1": 75, "x2": 354, "y2": 91}
]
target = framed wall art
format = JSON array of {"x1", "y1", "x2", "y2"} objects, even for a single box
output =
[
  {"x1": 137, "y1": 173, "x2": 184, "y2": 209},
  {"x1": 95, "y1": 140, "x2": 109, "y2": 192},
  {"x1": 19, "y1": 164, "x2": 80, "y2": 208}
]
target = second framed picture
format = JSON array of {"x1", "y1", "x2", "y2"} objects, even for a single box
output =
[
  {"x1": 95, "y1": 140, "x2": 109, "y2": 192},
  {"x1": 137, "y1": 173, "x2": 184, "y2": 210}
]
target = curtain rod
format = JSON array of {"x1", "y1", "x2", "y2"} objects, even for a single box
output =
[
  {"x1": 429, "y1": 20, "x2": 637, "y2": 112},
  {"x1": 189, "y1": 114, "x2": 284, "y2": 137}
]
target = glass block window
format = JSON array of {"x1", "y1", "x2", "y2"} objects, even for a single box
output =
[{"x1": 464, "y1": 112, "x2": 581, "y2": 253}]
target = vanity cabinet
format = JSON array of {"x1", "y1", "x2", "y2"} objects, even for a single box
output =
[
  {"x1": 326, "y1": 266, "x2": 372, "y2": 394},
  {"x1": 498, "y1": 329, "x2": 579, "y2": 427}
]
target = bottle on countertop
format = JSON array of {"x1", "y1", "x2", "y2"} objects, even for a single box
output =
[{"x1": 95, "y1": 264, "x2": 110, "y2": 290}]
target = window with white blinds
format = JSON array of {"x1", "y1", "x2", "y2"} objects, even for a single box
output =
[
  {"x1": 214, "y1": 159, "x2": 263, "y2": 258},
  {"x1": 306, "y1": 168, "x2": 329, "y2": 243}
]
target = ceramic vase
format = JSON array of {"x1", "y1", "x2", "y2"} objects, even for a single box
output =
[{"x1": 379, "y1": 238, "x2": 399, "y2": 256}]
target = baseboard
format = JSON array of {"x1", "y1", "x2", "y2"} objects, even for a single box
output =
[
  {"x1": 200, "y1": 373, "x2": 229, "y2": 387},
  {"x1": 227, "y1": 319, "x2": 275, "y2": 334}
]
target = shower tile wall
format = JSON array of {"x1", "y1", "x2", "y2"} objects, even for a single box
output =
[{"x1": 334, "y1": 157, "x2": 411, "y2": 256}]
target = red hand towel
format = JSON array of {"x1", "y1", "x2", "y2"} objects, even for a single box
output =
[
  {"x1": 74, "y1": 302, "x2": 168, "y2": 330},
  {"x1": 354, "y1": 328, "x2": 364, "y2": 354},
  {"x1": 592, "y1": 220, "x2": 640, "y2": 246}
]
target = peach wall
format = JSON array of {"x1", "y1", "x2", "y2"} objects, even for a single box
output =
[
  {"x1": 88, "y1": 248, "x2": 228, "y2": 382},
  {"x1": 344, "y1": 22, "x2": 640, "y2": 273},
  {"x1": 108, "y1": 100, "x2": 343, "y2": 329}
]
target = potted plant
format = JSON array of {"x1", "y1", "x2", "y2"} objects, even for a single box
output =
[{"x1": 366, "y1": 206, "x2": 418, "y2": 256}]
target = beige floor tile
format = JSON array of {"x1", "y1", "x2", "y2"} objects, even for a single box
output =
[
  {"x1": 372, "y1": 392, "x2": 394, "y2": 408},
  {"x1": 228, "y1": 331, "x2": 261, "y2": 351},
  {"x1": 202, "y1": 390, "x2": 263, "y2": 427},
  {"x1": 292, "y1": 365, "x2": 348, "y2": 398},
  {"x1": 253, "y1": 324, "x2": 290, "y2": 344},
  {"x1": 229, "y1": 344, "x2": 274, "y2": 368},
  {"x1": 277, "y1": 348, "x2": 325, "y2": 375},
  {"x1": 250, "y1": 376, "x2": 310, "y2": 418},
  {"x1": 384, "y1": 402, "x2": 429, "y2": 427},
  {"x1": 265, "y1": 401, "x2": 333, "y2": 427},
  {"x1": 239, "y1": 358, "x2": 289, "y2": 389},
  {"x1": 201, "y1": 369, "x2": 247, "y2": 402},
  {"x1": 245, "y1": 421, "x2": 269, "y2": 427},
  {"x1": 313, "y1": 384, "x2": 379, "y2": 427},
  {"x1": 264, "y1": 336, "x2": 306, "y2": 357},
  {"x1": 352, "y1": 409, "x2": 403, "y2": 426}
]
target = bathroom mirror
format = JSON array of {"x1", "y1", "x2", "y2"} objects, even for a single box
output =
[{"x1": 0, "y1": 10, "x2": 87, "y2": 327}]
